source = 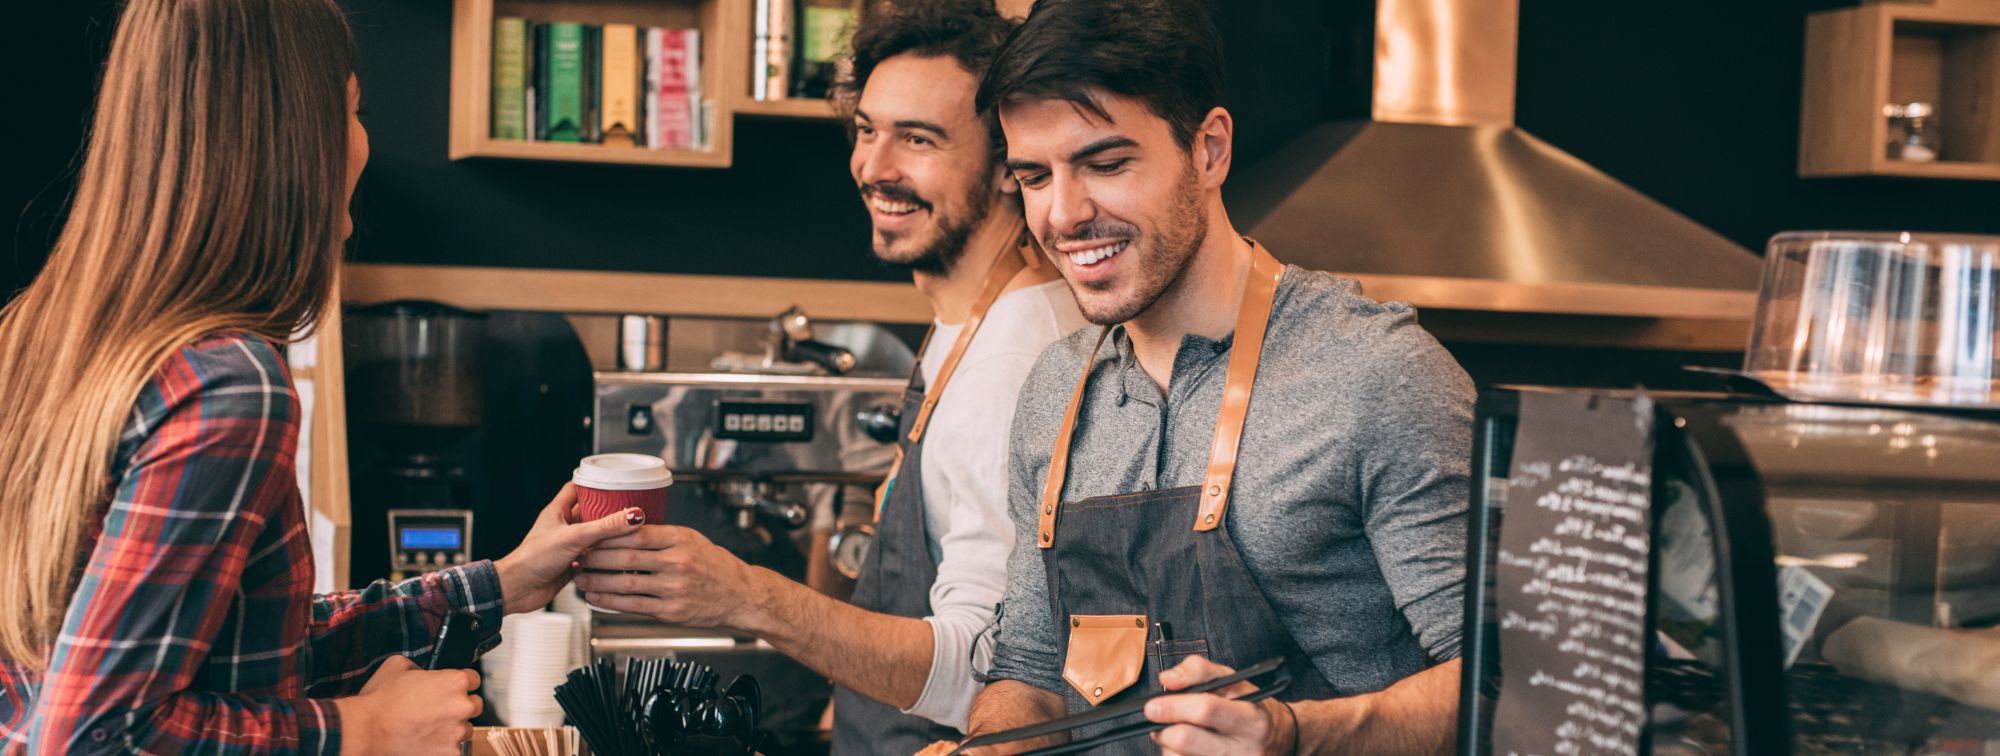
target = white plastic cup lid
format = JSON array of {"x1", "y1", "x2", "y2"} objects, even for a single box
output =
[{"x1": 572, "y1": 453, "x2": 673, "y2": 490}]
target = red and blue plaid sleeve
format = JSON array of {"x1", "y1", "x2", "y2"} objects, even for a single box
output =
[{"x1": 302, "y1": 563, "x2": 506, "y2": 697}]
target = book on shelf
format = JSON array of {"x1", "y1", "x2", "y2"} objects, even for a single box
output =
[
  {"x1": 544, "y1": 22, "x2": 586, "y2": 143},
  {"x1": 600, "y1": 24, "x2": 639, "y2": 147},
  {"x1": 583, "y1": 24, "x2": 602, "y2": 143},
  {"x1": 522, "y1": 20, "x2": 538, "y2": 140},
  {"x1": 649, "y1": 28, "x2": 700, "y2": 150},
  {"x1": 491, "y1": 17, "x2": 528, "y2": 140},
  {"x1": 643, "y1": 28, "x2": 658, "y2": 149},
  {"x1": 531, "y1": 22, "x2": 548, "y2": 140},
  {"x1": 686, "y1": 30, "x2": 705, "y2": 150},
  {"x1": 752, "y1": 0, "x2": 791, "y2": 101},
  {"x1": 492, "y1": 18, "x2": 708, "y2": 153}
]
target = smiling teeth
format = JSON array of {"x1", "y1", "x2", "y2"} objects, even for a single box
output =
[
  {"x1": 870, "y1": 197, "x2": 919, "y2": 214},
  {"x1": 1067, "y1": 242, "x2": 1127, "y2": 266}
]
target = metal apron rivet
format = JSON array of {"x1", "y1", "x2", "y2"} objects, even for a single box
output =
[{"x1": 1071, "y1": 617, "x2": 1080, "y2": 627}]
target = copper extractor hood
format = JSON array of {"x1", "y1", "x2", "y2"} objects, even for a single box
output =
[{"x1": 1227, "y1": 0, "x2": 1762, "y2": 322}]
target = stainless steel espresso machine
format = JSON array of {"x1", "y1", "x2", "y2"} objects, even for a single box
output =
[{"x1": 588, "y1": 309, "x2": 914, "y2": 752}]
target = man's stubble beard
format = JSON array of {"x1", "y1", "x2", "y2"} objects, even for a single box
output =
[
  {"x1": 1076, "y1": 161, "x2": 1208, "y2": 326},
  {"x1": 875, "y1": 172, "x2": 996, "y2": 278}
]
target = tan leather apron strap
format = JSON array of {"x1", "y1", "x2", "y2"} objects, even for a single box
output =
[
  {"x1": 1039, "y1": 241, "x2": 1283, "y2": 548},
  {"x1": 875, "y1": 233, "x2": 1040, "y2": 519},
  {"x1": 1037, "y1": 327, "x2": 1111, "y2": 548},
  {"x1": 1194, "y1": 245, "x2": 1283, "y2": 531},
  {"x1": 905, "y1": 236, "x2": 1036, "y2": 443}
]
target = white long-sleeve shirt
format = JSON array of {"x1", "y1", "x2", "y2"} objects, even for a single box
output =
[{"x1": 904, "y1": 280, "x2": 1085, "y2": 728}]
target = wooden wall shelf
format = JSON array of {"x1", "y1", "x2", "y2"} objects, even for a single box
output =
[
  {"x1": 450, "y1": 0, "x2": 745, "y2": 168},
  {"x1": 449, "y1": 0, "x2": 852, "y2": 168},
  {"x1": 455, "y1": 137, "x2": 737, "y2": 168},
  {"x1": 734, "y1": 96, "x2": 843, "y2": 121},
  {"x1": 1801, "y1": 0, "x2": 2000, "y2": 181},
  {"x1": 340, "y1": 264, "x2": 1754, "y2": 351},
  {"x1": 1866, "y1": 158, "x2": 2000, "y2": 180},
  {"x1": 344, "y1": 263, "x2": 934, "y2": 323}
]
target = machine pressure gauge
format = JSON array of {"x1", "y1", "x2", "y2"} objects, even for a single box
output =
[{"x1": 828, "y1": 523, "x2": 876, "y2": 580}]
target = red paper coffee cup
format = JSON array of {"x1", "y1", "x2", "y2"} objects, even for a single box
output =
[{"x1": 573, "y1": 453, "x2": 672, "y2": 525}]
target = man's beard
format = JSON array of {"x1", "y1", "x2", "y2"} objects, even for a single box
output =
[
  {"x1": 1056, "y1": 162, "x2": 1207, "y2": 326},
  {"x1": 864, "y1": 177, "x2": 993, "y2": 277}
]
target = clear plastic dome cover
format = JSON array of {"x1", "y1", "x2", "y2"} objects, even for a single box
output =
[{"x1": 1746, "y1": 231, "x2": 2000, "y2": 408}]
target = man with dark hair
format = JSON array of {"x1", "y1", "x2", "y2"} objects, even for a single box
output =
[
  {"x1": 938, "y1": 0, "x2": 1476, "y2": 753},
  {"x1": 570, "y1": 2, "x2": 1084, "y2": 754}
]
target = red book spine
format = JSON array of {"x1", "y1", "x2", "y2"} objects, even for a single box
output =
[{"x1": 654, "y1": 29, "x2": 694, "y2": 150}]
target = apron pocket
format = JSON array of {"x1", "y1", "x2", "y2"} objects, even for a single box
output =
[
  {"x1": 1062, "y1": 614, "x2": 1147, "y2": 706},
  {"x1": 1152, "y1": 638, "x2": 1211, "y2": 667}
]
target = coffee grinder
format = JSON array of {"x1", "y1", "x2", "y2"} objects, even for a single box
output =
[{"x1": 345, "y1": 300, "x2": 486, "y2": 582}]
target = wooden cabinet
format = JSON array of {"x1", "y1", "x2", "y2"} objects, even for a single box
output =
[{"x1": 1801, "y1": 0, "x2": 2000, "y2": 180}]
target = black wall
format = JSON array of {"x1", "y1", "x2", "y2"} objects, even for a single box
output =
[
  {"x1": 10, "y1": 0, "x2": 2000, "y2": 297},
  {"x1": 1515, "y1": 0, "x2": 2000, "y2": 250},
  {"x1": 4, "y1": 1, "x2": 119, "y2": 297},
  {"x1": 339, "y1": 0, "x2": 886, "y2": 280}
]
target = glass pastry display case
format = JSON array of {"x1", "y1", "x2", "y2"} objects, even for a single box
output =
[
  {"x1": 1745, "y1": 231, "x2": 1998, "y2": 410},
  {"x1": 1460, "y1": 388, "x2": 2000, "y2": 756}
]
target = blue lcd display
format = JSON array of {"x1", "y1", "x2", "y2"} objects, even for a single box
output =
[{"x1": 400, "y1": 527, "x2": 462, "y2": 550}]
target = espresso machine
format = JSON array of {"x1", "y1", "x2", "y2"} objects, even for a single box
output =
[{"x1": 589, "y1": 309, "x2": 913, "y2": 750}]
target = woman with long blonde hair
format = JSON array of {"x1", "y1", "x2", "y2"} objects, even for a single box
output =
[{"x1": 0, "y1": 1, "x2": 641, "y2": 753}]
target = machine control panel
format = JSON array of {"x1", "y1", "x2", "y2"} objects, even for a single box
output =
[
  {"x1": 714, "y1": 400, "x2": 815, "y2": 442},
  {"x1": 387, "y1": 509, "x2": 473, "y2": 578}
]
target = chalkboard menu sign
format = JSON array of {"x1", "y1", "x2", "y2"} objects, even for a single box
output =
[{"x1": 1490, "y1": 392, "x2": 1655, "y2": 756}]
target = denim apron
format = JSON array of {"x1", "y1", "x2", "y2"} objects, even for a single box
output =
[
  {"x1": 1033, "y1": 244, "x2": 1334, "y2": 753},
  {"x1": 832, "y1": 240, "x2": 1039, "y2": 755}
]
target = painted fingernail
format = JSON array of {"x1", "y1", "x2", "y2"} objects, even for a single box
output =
[{"x1": 626, "y1": 509, "x2": 645, "y2": 526}]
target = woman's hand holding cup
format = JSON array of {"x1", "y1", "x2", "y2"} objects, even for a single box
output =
[
  {"x1": 567, "y1": 454, "x2": 673, "y2": 613},
  {"x1": 570, "y1": 453, "x2": 672, "y2": 528},
  {"x1": 493, "y1": 482, "x2": 649, "y2": 615}
]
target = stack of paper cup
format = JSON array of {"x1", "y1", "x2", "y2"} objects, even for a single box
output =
[
  {"x1": 504, "y1": 612, "x2": 577, "y2": 727},
  {"x1": 550, "y1": 584, "x2": 593, "y2": 669},
  {"x1": 481, "y1": 614, "x2": 525, "y2": 722}
]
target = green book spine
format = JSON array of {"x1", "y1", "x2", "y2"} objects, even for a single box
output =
[
  {"x1": 533, "y1": 22, "x2": 549, "y2": 140},
  {"x1": 583, "y1": 24, "x2": 602, "y2": 143},
  {"x1": 491, "y1": 17, "x2": 528, "y2": 140},
  {"x1": 546, "y1": 22, "x2": 586, "y2": 143}
]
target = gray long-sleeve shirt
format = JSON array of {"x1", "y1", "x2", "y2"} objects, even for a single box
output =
[{"x1": 984, "y1": 265, "x2": 1476, "y2": 697}]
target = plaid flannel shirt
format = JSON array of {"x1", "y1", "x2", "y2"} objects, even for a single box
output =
[{"x1": 0, "y1": 333, "x2": 505, "y2": 754}]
